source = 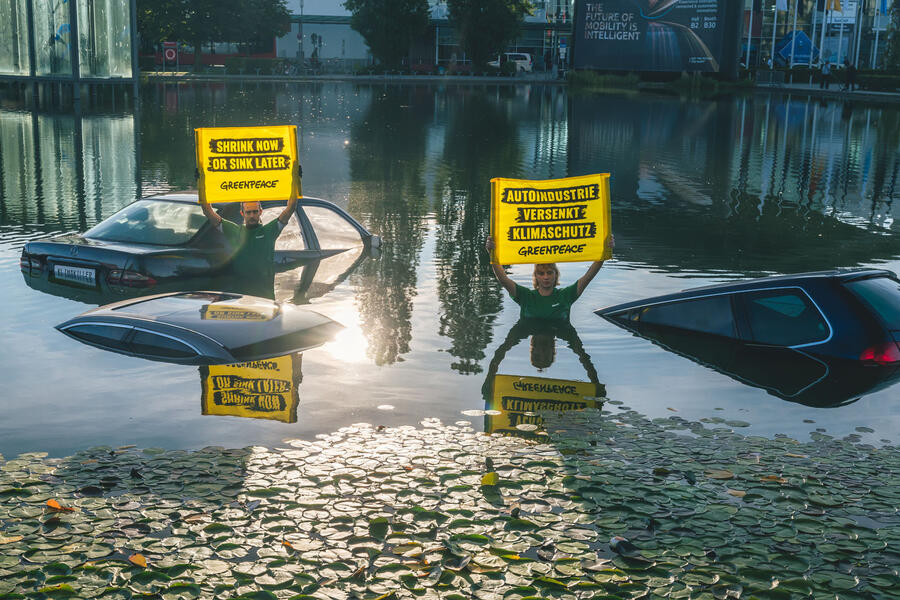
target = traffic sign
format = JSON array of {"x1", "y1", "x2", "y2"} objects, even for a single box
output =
[{"x1": 164, "y1": 48, "x2": 176, "y2": 61}]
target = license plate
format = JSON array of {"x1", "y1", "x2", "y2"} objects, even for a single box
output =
[{"x1": 53, "y1": 264, "x2": 97, "y2": 287}]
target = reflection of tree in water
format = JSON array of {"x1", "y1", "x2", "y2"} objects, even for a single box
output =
[
  {"x1": 434, "y1": 92, "x2": 520, "y2": 374},
  {"x1": 347, "y1": 86, "x2": 431, "y2": 365}
]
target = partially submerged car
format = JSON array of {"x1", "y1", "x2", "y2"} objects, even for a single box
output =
[
  {"x1": 597, "y1": 269, "x2": 900, "y2": 405},
  {"x1": 20, "y1": 193, "x2": 379, "y2": 297},
  {"x1": 56, "y1": 292, "x2": 343, "y2": 365}
]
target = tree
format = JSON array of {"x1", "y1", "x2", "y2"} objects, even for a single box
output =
[
  {"x1": 446, "y1": 0, "x2": 532, "y2": 69},
  {"x1": 344, "y1": 0, "x2": 430, "y2": 68},
  {"x1": 883, "y1": 4, "x2": 900, "y2": 71},
  {"x1": 137, "y1": 0, "x2": 289, "y2": 68}
]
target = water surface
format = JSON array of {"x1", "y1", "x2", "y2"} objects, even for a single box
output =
[{"x1": 1, "y1": 82, "x2": 898, "y2": 456}]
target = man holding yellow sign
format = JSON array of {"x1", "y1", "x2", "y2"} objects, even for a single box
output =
[
  {"x1": 195, "y1": 125, "x2": 301, "y2": 297},
  {"x1": 487, "y1": 174, "x2": 614, "y2": 320}
]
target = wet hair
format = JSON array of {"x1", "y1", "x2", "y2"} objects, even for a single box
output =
[
  {"x1": 241, "y1": 201, "x2": 262, "y2": 214},
  {"x1": 532, "y1": 263, "x2": 560, "y2": 289},
  {"x1": 530, "y1": 334, "x2": 556, "y2": 370}
]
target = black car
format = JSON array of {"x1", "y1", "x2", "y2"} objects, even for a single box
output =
[
  {"x1": 56, "y1": 291, "x2": 343, "y2": 365},
  {"x1": 597, "y1": 269, "x2": 900, "y2": 405},
  {"x1": 597, "y1": 269, "x2": 900, "y2": 364},
  {"x1": 20, "y1": 193, "x2": 379, "y2": 298}
]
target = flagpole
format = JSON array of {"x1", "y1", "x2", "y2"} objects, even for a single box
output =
[
  {"x1": 837, "y1": 3, "x2": 845, "y2": 63},
  {"x1": 819, "y1": 3, "x2": 829, "y2": 65},
  {"x1": 853, "y1": 0, "x2": 864, "y2": 65},
  {"x1": 789, "y1": 0, "x2": 799, "y2": 69},
  {"x1": 747, "y1": 0, "x2": 755, "y2": 69},
  {"x1": 809, "y1": 3, "x2": 818, "y2": 68},
  {"x1": 771, "y1": 2, "x2": 779, "y2": 70},
  {"x1": 873, "y1": 8, "x2": 881, "y2": 68}
]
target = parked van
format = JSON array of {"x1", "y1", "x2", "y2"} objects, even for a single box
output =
[{"x1": 488, "y1": 53, "x2": 533, "y2": 72}]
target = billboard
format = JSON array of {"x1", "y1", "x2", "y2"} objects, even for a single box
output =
[{"x1": 574, "y1": 0, "x2": 729, "y2": 72}]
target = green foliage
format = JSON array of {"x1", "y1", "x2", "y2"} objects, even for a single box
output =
[
  {"x1": 856, "y1": 71, "x2": 900, "y2": 91},
  {"x1": 344, "y1": 0, "x2": 430, "y2": 68},
  {"x1": 882, "y1": 6, "x2": 900, "y2": 71},
  {"x1": 223, "y1": 57, "x2": 286, "y2": 74},
  {"x1": 137, "y1": 0, "x2": 289, "y2": 67},
  {"x1": 567, "y1": 70, "x2": 639, "y2": 90},
  {"x1": 446, "y1": 0, "x2": 533, "y2": 69}
]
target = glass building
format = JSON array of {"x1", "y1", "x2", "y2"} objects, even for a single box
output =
[{"x1": 0, "y1": 0, "x2": 135, "y2": 81}]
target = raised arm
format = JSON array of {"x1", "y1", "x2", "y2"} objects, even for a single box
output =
[
  {"x1": 485, "y1": 236, "x2": 517, "y2": 298},
  {"x1": 575, "y1": 234, "x2": 614, "y2": 298},
  {"x1": 278, "y1": 196, "x2": 298, "y2": 226},
  {"x1": 200, "y1": 199, "x2": 222, "y2": 227}
]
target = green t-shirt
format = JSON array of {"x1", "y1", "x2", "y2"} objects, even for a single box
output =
[
  {"x1": 221, "y1": 219, "x2": 284, "y2": 294},
  {"x1": 513, "y1": 283, "x2": 579, "y2": 321}
]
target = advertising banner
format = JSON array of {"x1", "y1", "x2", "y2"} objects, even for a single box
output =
[
  {"x1": 490, "y1": 174, "x2": 611, "y2": 265},
  {"x1": 574, "y1": 0, "x2": 728, "y2": 72},
  {"x1": 200, "y1": 354, "x2": 301, "y2": 423},
  {"x1": 486, "y1": 374, "x2": 602, "y2": 437},
  {"x1": 195, "y1": 125, "x2": 300, "y2": 204}
]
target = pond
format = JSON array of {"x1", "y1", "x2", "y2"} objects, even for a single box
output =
[{"x1": 1, "y1": 82, "x2": 899, "y2": 458}]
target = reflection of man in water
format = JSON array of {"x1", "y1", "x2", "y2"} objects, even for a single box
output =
[{"x1": 201, "y1": 198, "x2": 297, "y2": 298}]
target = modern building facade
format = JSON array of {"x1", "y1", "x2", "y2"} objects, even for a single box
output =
[{"x1": 0, "y1": 0, "x2": 137, "y2": 87}]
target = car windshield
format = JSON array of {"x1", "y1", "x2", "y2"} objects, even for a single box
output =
[
  {"x1": 85, "y1": 200, "x2": 207, "y2": 246},
  {"x1": 844, "y1": 276, "x2": 900, "y2": 329}
]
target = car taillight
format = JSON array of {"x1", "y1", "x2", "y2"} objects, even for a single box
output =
[
  {"x1": 107, "y1": 269, "x2": 157, "y2": 287},
  {"x1": 859, "y1": 343, "x2": 900, "y2": 365},
  {"x1": 19, "y1": 254, "x2": 42, "y2": 273}
]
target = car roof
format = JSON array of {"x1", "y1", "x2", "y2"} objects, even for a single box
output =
[
  {"x1": 597, "y1": 268, "x2": 897, "y2": 314},
  {"x1": 56, "y1": 292, "x2": 343, "y2": 363}
]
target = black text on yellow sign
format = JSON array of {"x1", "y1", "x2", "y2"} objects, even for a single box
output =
[
  {"x1": 200, "y1": 354, "x2": 301, "y2": 423},
  {"x1": 491, "y1": 174, "x2": 611, "y2": 265},
  {"x1": 486, "y1": 374, "x2": 601, "y2": 439},
  {"x1": 195, "y1": 126, "x2": 301, "y2": 204}
]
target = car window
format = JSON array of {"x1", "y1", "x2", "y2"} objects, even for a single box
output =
[
  {"x1": 259, "y1": 208, "x2": 306, "y2": 251},
  {"x1": 637, "y1": 295, "x2": 735, "y2": 337},
  {"x1": 844, "y1": 277, "x2": 900, "y2": 329},
  {"x1": 130, "y1": 330, "x2": 198, "y2": 359},
  {"x1": 85, "y1": 200, "x2": 207, "y2": 246},
  {"x1": 741, "y1": 289, "x2": 828, "y2": 346},
  {"x1": 301, "y1": 206, "x2": 365, "y2": 249},
  {"x1": 64, "y1": 324, "x2": 132, "y2": 350}
]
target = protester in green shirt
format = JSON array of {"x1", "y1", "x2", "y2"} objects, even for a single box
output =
[
  {"x1": 201, "y1": 198, "x2": 298, "y2": 298},
  {"x1": 485, "y1": 234, "x2": 614, "y2": 321}
]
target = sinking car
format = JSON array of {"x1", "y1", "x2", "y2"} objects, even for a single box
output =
[
  {"x1": 597, "y1": 269, "x2": 900, "y2": 405},
  {"x1": 55, "y1": 291, "x2": 343, "y2": 365},
  {"x1": 20, "y1": 192, "x2": 379, "y2": 297}
]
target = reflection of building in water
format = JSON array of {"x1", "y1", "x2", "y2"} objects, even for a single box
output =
[
  {"x1": 481, "y1": 319, "x2": 605, "y2": 439},
  {"x1": 568, "y1": 93, "x2": 900, "y2": 274},
  {"x1": 200, "y1": 353, "x2": 302, "y2": 423},
  {"x1": 0, "y1": 107, "x2": 139, "y2": 230}
]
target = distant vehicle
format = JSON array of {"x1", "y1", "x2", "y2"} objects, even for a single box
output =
[
  {"x1": 56, "y1": 291, "x2": 343, "y2": 365},
  {"x1": 488, "y1": 53, "x2": 533, "y2": 72},
  {"x1": 20, "y1": 193, "x2": 379, "y2": 297},
  {"x1": 597, "y1": 269, "x2": 900, "y2": 364}
]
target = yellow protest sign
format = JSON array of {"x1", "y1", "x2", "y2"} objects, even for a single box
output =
[
  {"x1": 195, "y1": 125, "x2": 300, "y2": 204},
  {"x1": 200, "y1": 354, "x2": 301, "y2": 423},
  {"x1": 490, "y1": 174, "x2": 611, "y2": 265},
  {"x1": 486, "y1": 374, "x2": 601, "y2": 438}
]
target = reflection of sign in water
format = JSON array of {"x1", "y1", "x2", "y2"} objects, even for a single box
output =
[
  {"x1": 200, "y1": 354, "x2": 301, "y2": 423},
  {"x1": 574, "y1": 0, "x2": 726, "y2": 72},
  {"x1": 195, "y1": 125, "x2": 300, "y2": 204},
  {"x1": 200, "y1": 303, "x2": 278, "y2": 321},
  {"x1": 487, "y1": 374, "x2": 601, "y2": 438},
  {"x1": 490, "y1": 174, "x2": 611, "y2": 265}
]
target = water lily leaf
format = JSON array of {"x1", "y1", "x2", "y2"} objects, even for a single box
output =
[
  {"x1": 128, "y1": 554, "x2": 147, "y2": 568},
  {"x1": 0, "y1": 535, "x2": 24, "y2": 545},
  {"x1": 36, "y1": 584, "x2": 78, "y2": 598},
  {"x1": 46, "y1": 500, "x2": 76, "y2": 512},
  {"x1": 705, "y1": 470, "x2": 734, "y2": 480},
  {"x1": 482, "y1": 473, "x2": 499, "y2": 486},
  {"x1": 369, "y1": 517, "x2": 389, "y2": 540}
]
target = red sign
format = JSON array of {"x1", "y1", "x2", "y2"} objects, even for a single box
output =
[
  {"x1": 163, "y1": 41, "x2": 176, "y2": 49},
  {"x1": 164, "y1": 48, "x2": 176, "y2": 61}
]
